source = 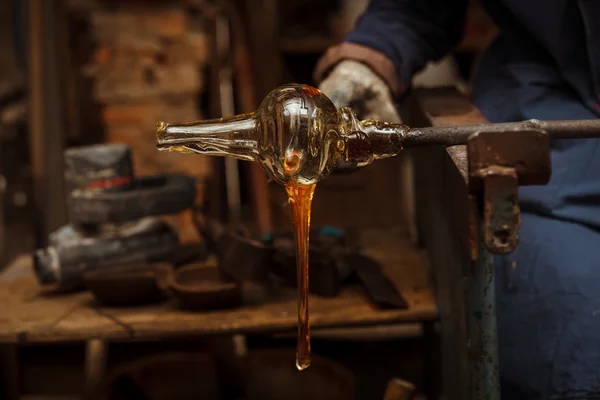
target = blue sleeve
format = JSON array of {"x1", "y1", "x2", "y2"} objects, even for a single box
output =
[{"x1": 345, "y1": 0, "x2": 469, "y2": 86}]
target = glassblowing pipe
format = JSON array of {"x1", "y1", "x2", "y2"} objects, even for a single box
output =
[{"x1": 156, "y1": 83, "x2": 600, "y2": 186}]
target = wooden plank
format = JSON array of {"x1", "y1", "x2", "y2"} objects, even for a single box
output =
[
  {"x1": 405, "y1": 87, "x2": 488, "y2": 178},
  {"x1": 0, "y1": 227, "x2": 436, "y2": 344}
]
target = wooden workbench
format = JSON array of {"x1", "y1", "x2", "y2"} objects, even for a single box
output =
[{"x1": 0, "y1": 227, "x2": 437, "y2": 344}]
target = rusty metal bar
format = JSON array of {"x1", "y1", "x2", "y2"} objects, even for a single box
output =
[
  {"x1": 468, "y1": 229, "x2": 501, "y2": 400},
  {"x1": 406, "y1": 118, "x2": 600, "y2": 148}
]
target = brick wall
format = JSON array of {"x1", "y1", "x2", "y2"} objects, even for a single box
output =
[{"x1": 76, "y1": 1, "x2": 213, "y2": 241}]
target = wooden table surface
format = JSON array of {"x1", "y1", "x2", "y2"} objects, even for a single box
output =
[{"x1": 0, "y1": 227, "x2": 437, "y2": 344}]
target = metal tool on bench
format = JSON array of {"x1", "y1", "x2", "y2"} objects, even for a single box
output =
[
  {"x1": 200, "y1": 219, "x2": 344, "y2": 297},
  {"x1": 266, "y1": 229, "x2": 408, "y2": 308},
  {"x1": 202, "y1": 218, "x2": 408, "y2": 308},
  {"x1": 32, "y1": 144, "x2": 196, "y2": 291}
]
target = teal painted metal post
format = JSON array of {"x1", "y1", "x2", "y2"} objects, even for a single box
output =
[{"x1": 468, "y1": 234, "x2": 501, "y2": 400}]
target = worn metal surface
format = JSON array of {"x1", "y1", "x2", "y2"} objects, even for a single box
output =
[
  {"x1": 405, "y1": 118, "x2": 600, "y2": 147},
  {"x1": 467, "y1": 130, "x2": 551, "y2": 186},
  {"x1": 465, "y1": 128, "x2": 551, "y2": 400},
  {"x1": 468, "y1": 229, "x2": 500, "y2": 400},
  {"x1": 481, "y1": 171, "x2": 519, "y2": 254},
  {"x1": 467, "y1": 130, "x2": 551, "y2": 259}
]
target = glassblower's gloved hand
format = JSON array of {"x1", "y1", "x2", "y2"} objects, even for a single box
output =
[{"x1": 318, "y1": 60, "x2": 403, "y2": 124}]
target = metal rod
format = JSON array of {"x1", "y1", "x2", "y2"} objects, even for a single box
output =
[
  {"x1": 216, "y1": 12, "x2": 242, "y2": 223},
  {"x1": 405, "y1": 119, "x2": 600, "y2": 148},
  {"x1": 469, "y1": 227, "x2": 500, "y2": 400}
]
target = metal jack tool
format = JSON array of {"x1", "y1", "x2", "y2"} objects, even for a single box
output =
[
  {"x1": 156, "y1": 84, "x2": 600, "y2": 399},
  {"x1": 33, "y1": 144, "x2": 196, "y2": 291}
]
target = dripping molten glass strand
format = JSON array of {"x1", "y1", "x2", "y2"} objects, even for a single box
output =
[
  {"x1": 285, "y1": 182, "x2": 316, "y2": 370},
  {"x1": 156, "y1": 84, "x2": 409, "y2": 370}
]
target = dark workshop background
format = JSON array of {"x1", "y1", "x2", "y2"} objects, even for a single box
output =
[{"x1": 0, "y1": 0, "x2": 497, "y2": 399}]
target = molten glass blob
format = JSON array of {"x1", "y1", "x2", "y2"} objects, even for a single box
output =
[
  {"x1": 156, "y1": 84, "x2": 408, "y2": 185},
  {"x1": 156, "y1": 84, "x2": 408, "y2": 370}
]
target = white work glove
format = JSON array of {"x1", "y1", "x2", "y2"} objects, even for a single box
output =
[
  {"x1": 320, "y1": 60, "x2": 416, "y2": 246},
  {"x1": 318, "y1": 60, "x2": 402, "y2": 123}
]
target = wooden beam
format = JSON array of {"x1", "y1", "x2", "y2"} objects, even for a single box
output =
[
  {"x1": 28, "y1": 0, "x2": 68, "y2": 246},
  {"x1": 399, "y1": 87, "x2": 490, "y2": 400}
]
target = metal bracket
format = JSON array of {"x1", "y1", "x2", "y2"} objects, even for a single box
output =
[{"x1": 467, "y1": 129, "x2": 551, "y2": 261}]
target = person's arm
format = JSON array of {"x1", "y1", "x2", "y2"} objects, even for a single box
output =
[{"x1": 315, "y1": 0, "x2": 469, "y2": 96}]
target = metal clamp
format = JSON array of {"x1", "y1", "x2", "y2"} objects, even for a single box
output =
[{"x1": 467, "y1": 129, "x2": 551, "y2": 261}]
